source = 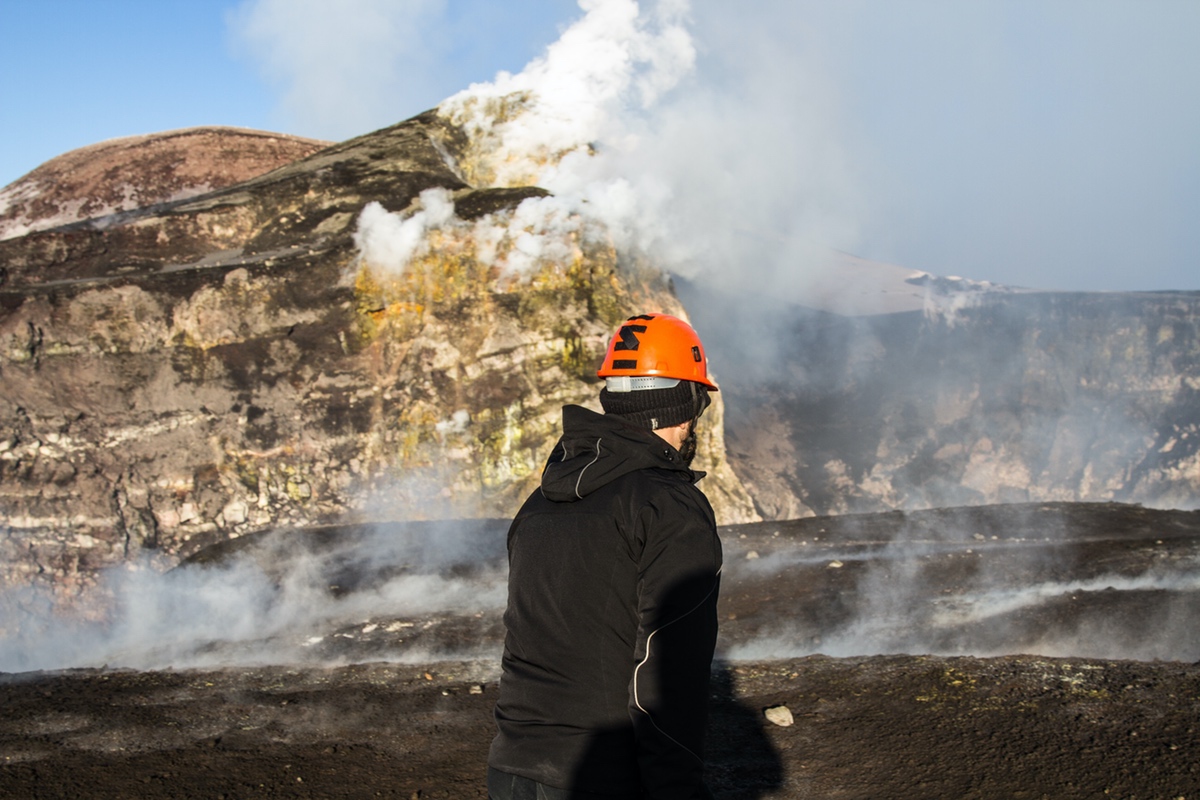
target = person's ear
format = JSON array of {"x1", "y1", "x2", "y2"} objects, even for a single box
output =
[
  {"x1": 666, "y1": 419, "x2": 691, "y2": 448},
  {"x1": 666, "y1": 419, "x2": 690, "y2": 441}
]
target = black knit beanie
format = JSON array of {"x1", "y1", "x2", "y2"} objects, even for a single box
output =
[{"x1": 599, "y1": 380, "x2": 711, "y2": 430}]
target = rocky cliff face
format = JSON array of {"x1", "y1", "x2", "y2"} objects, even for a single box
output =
[
  {"x1": 686, "y1": 282, "x2": 1200, "y2": 518},
  {"x1": 4, "y1": 107, "x2": 1197, "y2": 614},
  {"x1": 0, "y1": 113, "x2": 757, "y2": 610}
]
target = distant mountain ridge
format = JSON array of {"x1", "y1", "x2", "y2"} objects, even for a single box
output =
[
  {"x1": 0, "y1": 127, "x2": 332, "y2": 241},
  {"x1": 681, "y1": 283, "x2": 1200, "y2": 518}
]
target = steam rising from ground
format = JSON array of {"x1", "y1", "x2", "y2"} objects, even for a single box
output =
[
  {"x1": 724, "y1": 508, "x2": 1200, "y2": 664},
  {"x1": 6, "y1": 507, "x2": 1199, "y2": 672},
  {"x1": 354, "y1": 188, "x2": 592, "y2": 279},
  {"x1": 0, "y1": 519, "x2": 508, "y2": 673},
  {"x1": 736, "y1": 561, "x2": 1200, "y2": 664}
]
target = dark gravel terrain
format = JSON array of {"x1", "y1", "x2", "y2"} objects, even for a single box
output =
[
  {"x1": 2, "y1": 502, "x2": 1198, "y2": 798},
  {"x1": 1, "y1": 655, "x2": 1196, "y2": 799}
]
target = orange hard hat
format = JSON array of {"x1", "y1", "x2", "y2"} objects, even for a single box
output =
[{"x1": 597, "y1": 313, "x2": 718, "y2": 391}]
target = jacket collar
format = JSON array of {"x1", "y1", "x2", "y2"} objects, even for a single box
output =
[{"x1": 539, "y1": 405, "x2": 701, "y2": 502}]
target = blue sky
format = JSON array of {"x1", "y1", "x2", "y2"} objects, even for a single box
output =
[
  {"x1": 2, "y1": 0, "x2": 1197, "y2": 293},
  {"x1": 0, "y1": 0, "x2": 577, "y2": 180}
]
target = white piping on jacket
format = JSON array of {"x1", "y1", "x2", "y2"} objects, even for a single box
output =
[
  {"x1": 631, "y1": 565, "x2": 723, "y2": 764},
  {"x1": 574, "y1": 437, "x2": 603, "y2": 499}
]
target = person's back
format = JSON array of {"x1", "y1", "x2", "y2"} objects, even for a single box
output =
[{"x1": 488, "y1": 314, "x2": 722, "y2": 799}]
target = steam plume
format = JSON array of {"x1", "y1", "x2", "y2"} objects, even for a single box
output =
[
  {"x1": 0, "y1": 518, "x2": 507, "y2": 672},
  {"x1": 352, "y1": 0, "x2": 863, "y2": 299}
]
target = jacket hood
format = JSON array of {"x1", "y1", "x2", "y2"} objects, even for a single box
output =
[{"x1": 540, "y1": 405, "x2": 701, "y2": 502}]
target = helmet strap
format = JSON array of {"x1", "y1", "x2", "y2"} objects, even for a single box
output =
[{"x1": 676, "y1": 381, "x2": 709, "y2": 467}]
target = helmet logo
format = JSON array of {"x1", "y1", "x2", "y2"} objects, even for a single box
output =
[
  {"x1": 614, "y1": 324, "x2": 648, "y2": 352},
  {"x1": 597, "y1": 312, "x2": 717, "y2": 391}
]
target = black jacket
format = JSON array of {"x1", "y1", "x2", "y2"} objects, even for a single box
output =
[{"x1": 488, "y1": 405, "x2": 722, "y2": 798}]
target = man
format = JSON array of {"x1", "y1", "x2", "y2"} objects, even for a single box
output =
[{"x1": 488, "y1": 313, "x2": 723, "y2": 799}]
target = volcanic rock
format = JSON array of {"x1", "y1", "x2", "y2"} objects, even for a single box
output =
[
  {"x1": 2, "y1": 92, "x2": 1198, "y2": 634},
  {"x1": 680, "y1": 280, "x2": 1200, "y2": 518},
  {"x1": 2, "y1": 500, "x2": 1199, "y2": 798},
  {"x1": 762, "y1": 704, "x2": 793, "y2": 727},
  {"x1": 0, "y1": 127, "x2": 331, "y2": 241},
  {"x1": 0, "y1": 110, "x2": 757, "y2": 610}
]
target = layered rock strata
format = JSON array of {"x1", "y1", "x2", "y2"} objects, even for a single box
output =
[{"x1": 0, "y1": 113, "x2": 758, "y2": 609}]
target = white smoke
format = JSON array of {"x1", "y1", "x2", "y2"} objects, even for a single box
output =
[
  {"x1": 723, "y1": 510, "x2": 1200, "y2": 663},
  {"x1": 0, "y1": 518, "x2": 508, "y2": 673},
  {"x1": 349, "y1": 0, "x2": 863, "y2": 298},
  {"x1": 438, "y1": 0, "x2": 695, "y2": 187},
  {"x1": 354, "y1": 188, "x2": 457, "y2": 272},
  {"x1": 353, "y1": 188, "x2": 591, "y2": 278}
]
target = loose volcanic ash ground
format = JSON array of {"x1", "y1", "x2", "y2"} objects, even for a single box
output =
[{"x1": 1, "y1": 502, "x2": 1198, "y2": 798}]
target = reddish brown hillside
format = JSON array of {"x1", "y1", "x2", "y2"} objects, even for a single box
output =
[{"x1": 0, "y1": 127, "x2": 331, "y2": 240}]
